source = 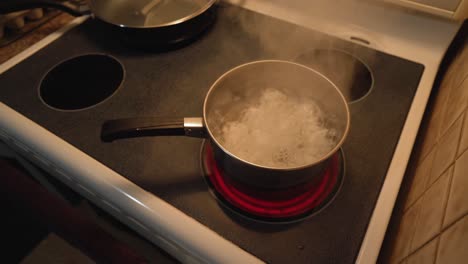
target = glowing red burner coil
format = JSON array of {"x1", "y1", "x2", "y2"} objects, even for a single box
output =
[{"x1": 204, "y1": 144, "x2": 341, "y2": 219}]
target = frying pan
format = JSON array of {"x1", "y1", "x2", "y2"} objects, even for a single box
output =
[{"x1": 0, "y1": 0, "x2": 217, "y2": 49}]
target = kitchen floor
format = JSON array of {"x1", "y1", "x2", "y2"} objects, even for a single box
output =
[{"x1": 21, "y1": 234, "x2": 94, "y2": 264}]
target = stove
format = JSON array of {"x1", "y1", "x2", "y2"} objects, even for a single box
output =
[{"x1": 0, "y1": 1, "x2": 460, "y2": 263}]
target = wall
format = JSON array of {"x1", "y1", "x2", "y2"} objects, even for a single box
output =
[{"x1": 379, "y1": 24, "x2": 468, "y2": 263}]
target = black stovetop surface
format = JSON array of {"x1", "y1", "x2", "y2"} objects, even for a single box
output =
[{"x1": 0, "y1": 4, "x2": 423, "y2": 263}]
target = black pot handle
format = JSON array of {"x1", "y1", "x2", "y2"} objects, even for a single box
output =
[
  {"x1": 0, "y1": 0, "x2": 91, "y2": 16},
  {"x1": 101, "y1": 117, "x2": 206, "y2": 142}
]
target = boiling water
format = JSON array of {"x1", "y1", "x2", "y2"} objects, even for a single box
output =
[{"x1": 219, "y1": 88, "x2": 338, "y2": 168}]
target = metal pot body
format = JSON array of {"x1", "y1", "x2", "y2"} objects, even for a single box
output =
[{"x1": 209, "y1": 140, "x2": 329, "y2": 189}]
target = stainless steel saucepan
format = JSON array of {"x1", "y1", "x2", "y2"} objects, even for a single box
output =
[{"x1": 101, "y1": 60, "x2": 350, "y2": 189}]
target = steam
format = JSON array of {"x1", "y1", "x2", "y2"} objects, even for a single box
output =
[
  {"x1": 220, "y1": 2, "x2": 375, "y2": 103},
  {"x1": 218, "y1": 88, "x2": 338, "y2": 168}
]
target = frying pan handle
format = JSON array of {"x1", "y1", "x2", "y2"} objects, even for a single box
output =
[
  {"x1": 101, "y1": 117, "x2": 207, "y2": 142},
  {"x1": 0, "y1": 0, "x2": 91, "y2": 16}
]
